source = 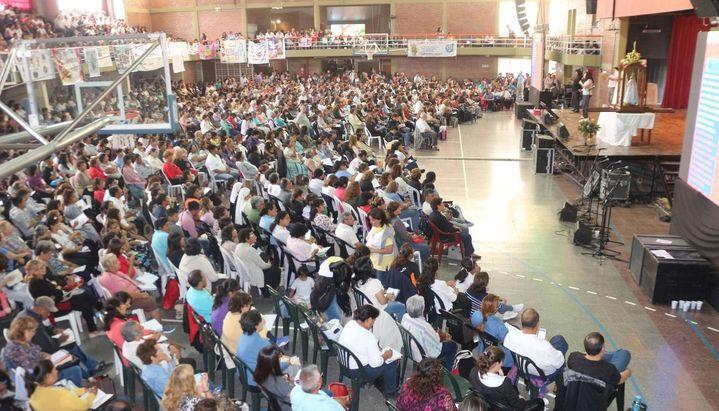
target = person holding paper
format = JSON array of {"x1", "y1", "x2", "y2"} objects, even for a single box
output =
[
  {"x1": 98, "y1": 254, "x2": 161, "y2": 321},
  {"x1": 365, "y1": 208, "x2": 398, "y2": 284},
  {"x1": 17, "y1": 296, "x2": 109, "y2": 380},
  {"x1": 235, "y1": 310, "x2": 294, "y2": 387},
  {"x1": 27, "y1": 359, "x2": 97, "y2": 411},
  {"x1": 337, "y1": 304, "x2": 401, "y2": 396},
  {"x1": 352, "y1": 256, "x2": 406, "y2": 321},
  {"x1": 3, "y1": 316, "x2": 85, "y2": 387},
  {"x1": 103, "y1": 292, "x2": 162, "y2": 349},
  {"x1": 137, "y1": 339, "x2": 176, "y2": 397}
]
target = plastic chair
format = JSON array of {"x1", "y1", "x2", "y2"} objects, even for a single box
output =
[
  {"x1": 226, "y1": 349, "x2": 263, "y2": 411},
  {"x1": 266, "y1": 286, "x2": 290, "y2": 337},
  {"x1": 333, "y1": 340, "x2": 388, "y2": 411},
  {"x1": 407, "y1": 186, "x2": 422, "y2": 208},
  {"x1": 442, "y1": 366, "x2": 472, "y2": 402},
  {"x1": 280, "y1": 296, "x2": 309, "y2": 360},
  {"x1": 470, "y1": 389, "x2": 516, "y2": 410},
  {"x1": 356, "y1": 207, "x2": 370, "y2": 240},
  {"x1": 268, "y1": 194, "x2": 287, "y2": 212},
  {"x1": 365, "y1": 126, "x2": 385, "y2": 151},
  {"x1": 427, "y1": 220, "x2": 466, "y2": 264},
  {"x1": 129, "y1": 363, "x2": 161, "y2": 411},
  {"x1": 301, "y1": 310, "x2": 335, "y2": 379},
  {"x1": 510, "y1": 351, "x2": 548, "y2": 399},
  {"x1": 53, "y1": 312, "x2": 83, "y2": 346},
  {"x1": 396, "y1": 322, "x2": 426, "y2": 381},
  {"x1": 438, "y1": 309, "x2": 476, "y2": 350},
  {"x1": 111, "y1": 344, "x2": 134, "y2": 398},
  {"x1": 161, "y1": 169, "x2": 184, "y2": 201},
  {"x1": 385, "y1": 399, "x2": 399, "y2": 411},
  {"x1": 351, "y1": 287, "x2": 373, "y2": 311}
]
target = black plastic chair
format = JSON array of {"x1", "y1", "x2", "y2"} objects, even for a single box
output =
[
  {"x1": 129, "y1": 363, "x2": 161, "y2": 411},
  {"x1": 442, "y1": 366, "x2": 472, "y2": 402},
  {"x1": 279, "y1": 243, "x2": 320, "y2": 287},
  {"x1": 396, "y1": 321, "x2": 426, "y2": 381},
  {"x1": 351, "y1": 286, "x2": 373, "y2": 310},
  {"x1": 301, "y1": 309, "x2": 336, "y2": 379},
  {"x1": 258, "y1": 384, "x2": 293, "y2": 411},
  {"x1": 224, "y1": 345, "x2": 263, "y2": 411},
  {"x1": 385, "y1": 399, "x2": 399, "y2": 411},
  {"x1": 438, "y1": 309, "x2": 477, "y2": 350},
  {"x1": 319, "y1": 228, "x2": 353, "y2": 258},
  {"x1": 321, "y1": 193, "x2": 338, "y2": 219},
  {"x1": 111, "y1": 344, "x2": 135, "y2": 399},
  {"x1": 510, "y1": 351, "x2": 548, "y2": 399},
  {"x1": 470, "y1": 390, "x2": 516, "y2": 410},
  {"x1": 333, "y1": 340, "x2": 388, "y2": 411},
  {"x1": 280, "y1": 296, "x2": 309, "y2": 360},
  {"x1": 266, "y1": 285, "x2": 290, "y2": 337},
  {"x1": 195, "y1": 320, "x2": 220, "y2": 382}
]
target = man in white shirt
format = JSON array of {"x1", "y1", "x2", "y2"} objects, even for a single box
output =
[
  {"x1": 503, "y1": 308, "x2": 567, "y2": 382},
  {"x1": 337, "y1": 305, "x2": 400, "y2": 395},
  {"x1": 607, "y1": 67, "x2": 619, "y2": 105},
  {"x1": 308, "y1": 169, "x2": 325, "y2": 195},
  {"x1": 205, "y1": 145, "x2": 237, "y2": 181},
  {"x1": 415, "y1": 113, "x2": 438, "y2": 150},
  {"x1": 334, "y1": 212, "x2": 360, "y2": 253}
]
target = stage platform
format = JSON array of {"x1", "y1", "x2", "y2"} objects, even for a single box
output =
[{"x1": 527, "y1": 108, "x2": 685, "y2": 160}]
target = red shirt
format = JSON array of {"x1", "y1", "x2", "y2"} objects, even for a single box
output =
[
  {"x1": 88, "y1": 166, "x2": 107, "y2": 180},
  {"x1": 93, "y1": 189, "x2": 105, "y2": 204},
  {"x1": 163, "y1": 161, "x2": 183, "y2": 180}
]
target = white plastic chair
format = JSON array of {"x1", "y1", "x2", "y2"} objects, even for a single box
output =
[
  {"x1": 407, "y1": 186, "x2": 422, "y2": 208},
  {"x1": 170, "y1": 261, "x2": 188, "y2": 301},
  {"x1": 233, "y1": 257, "x2": 253, "y2": 293},
  {"x1": 162, "y1": 169, "x2": 184, "y2": 201},
  {"x1": 53, "y1": 312, "x2": 83, "y2": 346},
  {"x1": 218, "y1": 245, "x2": 239, "y2": 280},
  {"x1": 357, "y1": 207, "x2": 370, "y2": 240},
  {"x1": 365, "y1": 126, "x2": 384, "y2": 151}
]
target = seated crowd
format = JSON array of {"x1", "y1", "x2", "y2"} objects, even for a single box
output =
[{"x1": 0, "y1": 68, "x2": 630, "y2": 411}]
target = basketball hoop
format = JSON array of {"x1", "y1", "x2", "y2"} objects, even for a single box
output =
[{"x1": 354, "y1": 33, "x2": 388, "y2": 61}]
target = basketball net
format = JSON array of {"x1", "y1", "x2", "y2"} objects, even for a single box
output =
[{"x1": 361, "y1": 38, "x2": 380, "y2": 61}]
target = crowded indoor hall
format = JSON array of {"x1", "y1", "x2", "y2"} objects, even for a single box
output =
[{"x1": 0, "y1": 0, "x2": 718, "y2": 410}]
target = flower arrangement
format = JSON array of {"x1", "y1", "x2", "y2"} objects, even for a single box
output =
[
  {"x1": 621, "y1": 41, "x2": 641, "y2": 66},
  {"x1": 578, "y1": 118, "x2": 600, "y2": 144}
]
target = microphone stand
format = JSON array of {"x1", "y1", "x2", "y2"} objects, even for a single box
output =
[{"x1": 582, "y1": 180, "x2": 627, "y2": 264}]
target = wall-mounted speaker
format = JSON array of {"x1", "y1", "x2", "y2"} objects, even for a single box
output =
[{"x1": 691, "y1": 0, "x2": 719, "y2": 17}]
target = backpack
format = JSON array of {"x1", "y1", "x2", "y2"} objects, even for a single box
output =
[{"x1": 162, "y1": 277, "x2": 180, "y2": 310}]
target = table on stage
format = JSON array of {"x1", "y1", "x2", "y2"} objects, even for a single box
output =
[{"x1": 596, "y1": 112, "x2": 656, "y2": 146}]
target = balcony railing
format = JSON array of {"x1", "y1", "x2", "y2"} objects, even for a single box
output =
[{"x1": 545, "y1": 35, "x2": 602, "y2": 55}]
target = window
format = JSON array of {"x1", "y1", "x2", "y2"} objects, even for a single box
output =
[
  {"x1": 498, "y1": 0, "x2": 539, "y2": 36},
  {"x1": 58, "y1": 0, "x2": 103, "y2": 12},
  {"x1": 330, "y1": 24, "x2": 366, "y2": 37},
  {"x1": 497, "y1": 58, "x2": 532, "y2": 76}
]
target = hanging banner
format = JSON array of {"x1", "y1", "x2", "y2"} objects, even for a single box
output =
[
  {"x1": 52, "y1": 48, "x2": 84, "y2": 85},
  {"x1": 133, "y1": 43, "x2": 164, "y2": 71},
  {"x1": 96, "y1": 46, "x2": 113, "y2": 68},
  {"x1": 113, "y1": 44, "x2": 134, "y2": 74},
  {"x1": 84, "y1": 47, "x2": 101, "y2": 77},
  {"x1": 188, "y1": 42, "x2": 199, "y2": 56},
  {"x1": 247, "y1": 41, "x2": 269, "y2": 65},
  {"x1": 169, "y1": 41, "x2": 190, "y2": 59},
  {"x1": 266, "y1": 38, "x2": 286, "y2": 60},
  {"x1": 220, "y1": 40, "x2": 247, "y2": 63},
  {"x1": 172, "y1": 54, "x2": 185, "y2": 73},
  {"x1": 199, "y1": 43, "x2": 216, "y2": 60},
  {"x1": 407, "y1": 40, "x2": 457, "y2": 58},
  {"x1": 17, "y1": 49, "x2": 55, "y2": 82},
  {"x1": 298, "y1": 37, "x2": 312, "y2": 48}
]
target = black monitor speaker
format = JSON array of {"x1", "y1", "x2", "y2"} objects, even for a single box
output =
[
  {"x1": 586, "y1": 0, "x2": 598, "y2": 14},
  {"x1": 558, "y1": 123, "x2": 570, "y2": 140},
  {"x1": 691, "y1": 0, "x2": 719, "y2": 17}
]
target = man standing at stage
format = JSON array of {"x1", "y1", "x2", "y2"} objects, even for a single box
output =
[{"x1": 571, "y1": 68, "x2": 583, "y2": 113}]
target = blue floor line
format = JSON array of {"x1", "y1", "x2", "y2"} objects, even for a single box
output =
[
  {"x1": 677, "y1": 311, "x2": 719, "y2": 361},
  {"x1": 478, "y1": 241, "x2": 644, "y2": 398}
]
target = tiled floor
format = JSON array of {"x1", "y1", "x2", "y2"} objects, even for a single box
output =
[{"x1": 78, "y1": 110, "x2": 719, "y2": 411}]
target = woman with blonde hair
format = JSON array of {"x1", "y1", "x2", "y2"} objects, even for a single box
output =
[{"x1": 162, "y1": 364, "x2": 213, "y2": 411}]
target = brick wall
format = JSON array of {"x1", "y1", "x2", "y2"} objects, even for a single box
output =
[
  {"x1": 150, "y1": 12, "x2": 198, "y2": 41},
  {"x1": 395, "y1": 3, "x2": 443, "y2": 35},
  {"x1": 150, "y1": 0, "x2": 194, "y2": 8},
  {"x1": 198, "y1": 10, "x2": 244, "y2": 41},
  {"x1": 447, "y1": 2, "x2": 498, "y2": 35}
]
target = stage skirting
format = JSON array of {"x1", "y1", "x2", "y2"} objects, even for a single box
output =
[{"x1": 597, "y1": 112, "x2": 656, "y2": 146}]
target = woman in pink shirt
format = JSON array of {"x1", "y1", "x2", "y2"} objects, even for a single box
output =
[{"x1": 98, "y1": 254, "x2": 161, "y2": 320}]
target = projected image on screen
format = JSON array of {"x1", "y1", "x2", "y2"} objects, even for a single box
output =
[{"x1": 688, "y1": 31, "x2": 719, "y2": 206}]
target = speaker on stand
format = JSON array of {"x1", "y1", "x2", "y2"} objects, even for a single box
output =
[
  {"x1": 515, "y1": 0, "x2": 531, "y2": 35},
  {"x1": 533, "y1": 135, "x2": 555, "y2": 174}
]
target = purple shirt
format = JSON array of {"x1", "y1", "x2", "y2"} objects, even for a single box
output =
[
  {"x1": 211, "y1": 297, "x2": 229, "y2": 335},
  {"x1": 178, "y1": 210, "x2": 198, "y2": 238}
]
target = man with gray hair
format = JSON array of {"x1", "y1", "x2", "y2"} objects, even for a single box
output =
[
  {"x1": 289, "y1": 364, "x2": 347, "y2": 410},
  {"x1": 334, "y1": 211, "x2": 360, "y2": 252},
  {"x1": 244, "y1": 195, "x2": 265, "y2": 225},
  {"x1": 400, "y1": 295, "x2": 458, "y2": 370},
  {"x1": 120, "y1": 320, "x2": 190, "y2": 369}
]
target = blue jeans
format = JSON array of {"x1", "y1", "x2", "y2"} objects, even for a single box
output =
[
  {"x1": 67, "y1": 345, "x2": 98, "y2": 378},
  {"x1": 384, "y1": 301, "x2": 406, "y2": 321},
  {"x1": 581, "y1": 94, "x2": 591, "y2": 118},
  {"x1": 400, "y1": 209, "x2": 420, "y2": 231},
  {"x1": 603, "y1": 349, "x2": 631, "y2": 372},
  {"x1": 439, "y1": 341, "x2": 459, "y2": 370},
  {"x1": 543, "y1": 335, "x2": 569, "y2": 383},
  {"x1": 401, "y1": 128, "x2": 411, "y2": 147},
  {"x1": 460, "y1": 229, "x2": 475, "y2": 255},
  {"x1": 59, "y1": 365, "x2": 84, "y2": 387},
  {"x1": 324, "y1": 295, "x2": 343, "y2": 321},
  {"x1": 410, "y1": 241, "x2": 430, "y2": 261},
  {"x1": 348, "y1": 360, "x2": 400, "y2": 394},
  {"x1": 376, "y1": 270, "x2": 388, "y2": 287}
]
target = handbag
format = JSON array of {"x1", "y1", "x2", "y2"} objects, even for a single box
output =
[
  {"x1": 162, "y1": 277, "x2": 180, "y2": 310},
  {"x1": 328, "y1": 382, "x2": 352, "y2": 402}
]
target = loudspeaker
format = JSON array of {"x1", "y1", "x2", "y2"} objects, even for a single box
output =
[
  {"x1": 600, "y1": 168, "x2": 631, "y2": 201},
  {"x1": 534, "y1": 140, "x2": 554, "y2": 174},
  {"x1": 573, "y1": 221, "x2": 592, "y2": 245},
  {"x1": 515, "y1": 0, "x2": 531, "y2": 34},
  {"x1": 559, "y1": 202, "x2": 578, "y2": 222},
  {"x1": 558, "y1": 123, "x2": 570, "y2": 140},
  {"x1": 690, "y1": 0, "x2": 719, "y2": 17},
  {"x1": 536, "y1": 134, "x2": 554, "y2": 148},
  {"x1": 521, "y1": 120, "x2": 537, "y2": 151},
  {"x1": 586, "y1": 0, "x2": 598, "y2": 14},
  {"x1": 543, "y1": 113, "x2": 556, "y2": 125}
]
